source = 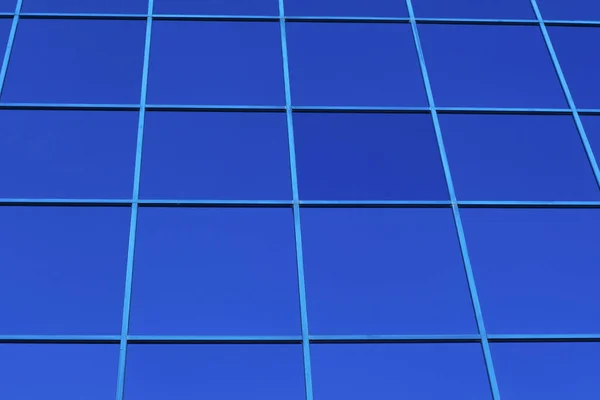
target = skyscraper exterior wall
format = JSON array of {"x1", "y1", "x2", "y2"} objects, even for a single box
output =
[{"x1": 0, "y1": 0, "x2": 599, "y2": 399}]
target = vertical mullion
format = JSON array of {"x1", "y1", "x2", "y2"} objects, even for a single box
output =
[
  {"x1": 404, "y1": 1, "x2": 502, "y2": 399},
  {"x1": 529, "y1": 0, "x2": 600, "y2": 187},
  {"x1": 278, "y1": 1, "x2": 314, "y2": 399},
  {"x1": 0, "y1": 0, "x2": 22, "y2": 95},
  {"x1": 115, "y1": 1, "x2": 154, "y2": 399}
]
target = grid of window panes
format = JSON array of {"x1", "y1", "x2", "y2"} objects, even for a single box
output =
[{"x1": 0, "y1": 0, "x2": 599, "y2": 399}]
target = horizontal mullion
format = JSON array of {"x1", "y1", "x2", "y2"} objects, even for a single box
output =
[
  {"x1": 0, "y1": 335, "x2": 120, "y2": 344},
  {"x1": 488, "y1": 334, "x2": 600, "y2": 343},
  {"x1": 309, "y1": 334, "x2": 481, "y2": 343},
  {"x1": 127, "y1": 335, "x2": 302, "y2": 344}
]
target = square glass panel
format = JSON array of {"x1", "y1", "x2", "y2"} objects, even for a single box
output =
[
  {"x1": 461, "y1": 208, "x2": 600, "y2": 334},
  {"x1": 419, "y1": 24, "x2": 565, "y2": 108},
  {"x1": 284, "y1": 0, "x2": 408, "y2": 17},
  {"x1": 125, "y1": 344, "x2": 305, "y2": 400},
  {"x1": 22, "y1": 0, "x2": 148, "y2": 13},
  {"x1": 286, "y1": 22, "x2": 426, "y2": 106},
  {"x1": 301, "y1": 208, "x2": 476, "y2": 335},
  {"x1": 492, "y1": 343, "x2": 600, "y2": 399},
  {"x1": 294, "y1": 113, "x2": 448, "y2": 201},
  {"x1": 311, "y1": 343, "x2": 492, "y2": 399},
  {"x1": 583, "y1": 116, "x2": 600, "y2": 158},
  {"x1": 147, "y1": 21, "x2": 284, "y2": 105},
  {"x1": 0, "y1": 206, "x2": 130, "y2": 335},
  {"x1": 0, "y1": 0, "x2": 15, "y2": 12},
  {"x1": 441, "y1": 114, "x2": 599, "y2": 201},
  {"x1": 153, "y1": 0, "x2": 278, "y2": 15},
  {"x1": 1, "y1": 19, "x2": 145, "y2": 103},
  {"x1": 0, "y1": 17, "x2": 13, "y2": 54},
  {"x1": 549, "y1": 26, "x2": 600, "y2": 109},
  {"x1": 537, "y1": 0, "x2": 600, "y2": 21},
  {"x1": 413, "y1": 0, "x2": 534, "y2": 19},
  {"x1": 141, "y1": 112, "x2": 291, "y2": 200},
  {"x1": 0, "y1": 344, "x2": 119, "y2": 400},
  {"x1": 0, "y1": 110, "x2": 138, "y2": 199},
  {"x1": 130, "y1": 207, "x2": 300, "y2": 335}
]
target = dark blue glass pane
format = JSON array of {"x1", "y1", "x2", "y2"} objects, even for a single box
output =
[
  {"x1": 148, "y1": 21, "x2": 284, "y2": 105},
  {"x1": 0, "y1": 344, "x2": 119, "y2": 400},
  {"x1": 492, "y1": 343, "x2": 600, "y2": 399},
  {"x1": 2, "y1": 19, "x2": 145, "y2": 103},
  {"x1": 420, "y1": 24, "x2": 565, "y2": 108},
  {"x1": 130, "y1": 207, "x2": 300, "y2": 335},
  {"x1": 0, "y1": 110, "x2": 137, "y2": 199},
  {"x1": 537, "y1": 0, "x2": 600, "y2": 21},
  {"x1": 285, "y1": 0, "x2": 407, "y2": 17},
  {"x1": 583, "y1": 116, "x2": 600, "y2": 159},
  {"x1": 0, "y1": 17, "x2": 11, "y2": 53},
  {"x1": 302, "y1": 208, "x2": 476, "y2": 335},
  {"x1": 286, "y1": 23, "x2": 426, "y2": 107},
  {"x1": 125, "y1": 344, "x2": 305, "y2": 400},
  {"x1": 294, "y1": 113, "x2": 448, "y2": 201},
  {"x1": 0, "y1": 0, "x2": 15, "y2": 12},
  {"x1": 0, "y1": 206, "x2": 130, "y2": 334},
  {"x1": 312, "y1": 343, "x2": 492, "y2": 399},
  {"x1": 441, "y1": 114, "x2": 599, "y2": 201},
  {"x1": 549, "y1": 26, "x2": 600, "y2": 109},
  {"x1": 141, "y1": 112, "x2": 291, "y2": 200},
  {"x1": 154, "y1": 0, "x2": 278, "y2": 15},
  {"x1": 462, "y1": 208, "x2": 600, "y2": 333},
  {"x1": 23, "y1": 0, "x2": 148, "y2": 13},
  {"x1": 413, "y1": 0, "x2": 534, "y2": 19}
]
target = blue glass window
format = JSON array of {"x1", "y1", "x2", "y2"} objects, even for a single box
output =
[
  {"x1": 311, "y1": 343, "x2": 492, "y2": 399},
  {"x1": 22, "y1": 0, "x2": 148, "y2": 13},
  {"x1": 141, "y1": 112, "x2": 291, "y2": 200},
  {"x1": 0, "y1": 344, "x2": 119, "y2": 400},
  {"x1": 0, "y1": 207, "x2": 130, "y2": 334},
  {"x1": 549, "y1": 26, "x2": 600, "y2": 109},
  {"x1": 441, "y1": 114, "x2": 599, "y2": 201},
  {"x1": 419, "y1": 24, "x2": 565, "y2": 108},
  {"x1": 583, "y1": 116, "x2": 600, "y2": 158},
  {"x1": 294, "y1": 113, "x2": 448, "y2": 201},
  {"x1": 413, "y1": 0, "x2": 534, "y2": 19},
  {"x1": 492, "y1": 342, "x2": 600, "y2": 399},
  {"x1": 130, "y1": 207, "x2": 300, "y2": 335},
  {"x1": 0, "y1": 110, "x2": 138, "y2": 199},
  {"x1": 125, "y1": 344, "x2": 305, "y2": 400},
  {"x1": 1, "y1": 19, "x2": 145, "y2": 104},
  {"x1": 147, "y1": 21, "x2": 284, "y2": 106},
  {"x1": 286, "y1": 22, "x2": 426, "y2": 106},
  {"x1": 0, "y1": 0, "x2": 15, "y2": 12},
  {"x1": 285, "y1": 0, "x2": 407, "y2": 17},
  {"x1": 461, "y1": 208, "x2": 600, "y2": 334},
  {"x1": 153, "y1": 0, "x2": 278, "y2": 15},
  {"x1": 301, "y1": 208, "x2": 476, "y2": 335},
  {"x1": 0, "y1": 17, "x2": 11, "y2": 54},
  {"x1": 537, "y1": 0, "x2": 600, "y2": 21}
]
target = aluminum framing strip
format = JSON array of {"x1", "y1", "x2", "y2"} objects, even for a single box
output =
[
  {"x1": 0, "y1": 0, "x2": 22, "y2": 95},
  {"x1": 530, "y1": 0, "x2": 600, "y2": 189},
  {"x1": 405, "y1": 0, "x2": 501, "y2": 398},
  {"x1": 114, "y1": 1, "x2": 154, "y2": 399},
  {"x1": 1, "y1": 333, "x2": 599, "y2": 344},
  {"x1": 0, "y1": 11, "x2": 599, "y2": 27}
]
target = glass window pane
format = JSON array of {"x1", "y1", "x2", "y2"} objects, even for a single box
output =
[
  {"x1": 0, "y1": 0, "x2": 15, "y2": 12},
  {"x1": 461, "y1": 208, "x2": 600, "y2": 334},
  {"x1": 153, "y1": 0, "x2": 278, "y2": 15},
  {"x1": 148, "y1": 21, "x2": 284, "y2": 106},
  {"x1": 125, "y1": 344, "x2": 305, "y2": 400},
  {"x1": 583, "y1": 116, "x2": 600, "y2": 158},
  {"x1": 549, "y1": 26, "x2": 600, "y2": 109},
  {"x1": 130, "y1": 207, "x2": 300, "y2": 335},
  {"x1": 537, "y1": 0, "x2": 600, "y2": 21},
  {"x1": 0, "y1": 344, "x2": 119, "y2": 400},
  {"x1": 294, "y1": 113, "x2": 448, "y2": 201},
  {"x1": 0, "y1": 110, "x2": 138, "y2": 199},
  {"x1": 285, "y1": 0, "x2": 408, "y2": 17},
  {"x1": 492, "y1": 342, "x2": 600, "y2": 399},
  {"x1": 441, "y1": 114, "x2": 599, "y2": 201},
  {"x1": 413, "y1": 0, "x2": 534, "y2": 19},
  {"x1": 286, "y1": 22, "x2": 426, "y2": 107},
  {"x1": 22, "y1": 0, "x2": 148, "y2": 13},
  {"x1": 312, "y1": 343, "x2": 492, "y2": 399},
  {"x1": 1, "y1": 19, "x2": 145, "y2": 104},
  {"x1": 141, "y1": 112, "x2": 291, "y2": 200},
  {"x1": 302, "y1": 208, "x2": 476, "y2": 335},
  {"x1": 419, "y1": 24, "x2": 565, "y2": 108},
  {"x1": 0, "y1": 206, "x2": 130, "y2": 335}
]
